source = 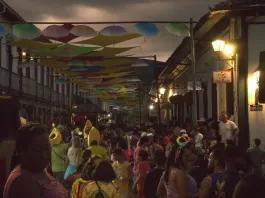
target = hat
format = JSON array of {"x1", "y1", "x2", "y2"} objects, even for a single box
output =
[
  {"x1": 180, "y1": 129, "x2": 187, "y2": 133},
  {"x1": 83, "y1": 120, "x2": 93, "y2": 139},
  {"x1": 87, "y1": 126, "x2": 100, "y2": 147},
  {"x1": 141, "y1": 132, "x2": 148, "y2": 137},
  {"x1": 49, "y1": 128, "x2": 62, "y2": 145}
]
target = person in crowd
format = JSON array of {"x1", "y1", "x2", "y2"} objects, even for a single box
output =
[
  {"x1": 215, "y1": 145, "x2": 242, "y2": 198},
  {"x1": 0, "y1": 96, "x2": 21, "y2": 196},
  {"x1": 112, "y1": 148, "x2": 133, "y2": 198},
  {"x1": 133, "y1": 150, "x2": 150, "y2": 198},
  {"x1": 194, "y1": 126, "x2": 204, "y2": 150},
  {"x1": 64, "y1": 136, "x2": 82, "y2": 180},
  {"x1": 50, "y1": 127, "x2": 68, "y2": 183},
  {"x1": 157, "y1": 144, "x2": 197, "y2": 198},
  {"x1": 199, "y1": 148, "x2": 225, "y2": 198},
  {"x1": 233, "y1": 174, "x2": 265, "y2": 198},
  {"x1": 219, "y1": 112, "x2": 239, "y2": 145},
  {"x1": 71, "y1": 155, "x2": 102, "y2": 198},
  {"x1": 165, "y1": 135, "x2": 176, "y2": 158},
  {"x1": 247, "y1": 138, "x2": 265, "y2": 176},
  {"x1": 65, "y1": 149, "x2": 91, "y2": 185},
  {"x1": 75, "y1": 160, "x2": 119, "y2": 198},
  {"x1": 150, "y1": 135, "x2": 163, "y2": 152},
  {"x1": 144, "y1": 150, "x2": 166, "y2": 198},
  {"x1": 4, "y1": 124, "x2": 68, "y2": 198},
  {"x1": 87, "y1": 127, "x2": 108, "y2": 161},
  {"x1": 117, "y1": 140, "x2": 130, "y2": 161},
  {"x1": 83, "y1": 120, "x2": 93, "y2": 140}
]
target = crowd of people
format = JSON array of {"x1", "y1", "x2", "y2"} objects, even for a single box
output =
[{"x1": 1, "y1": 96, "x2": 265, "y2": 198}]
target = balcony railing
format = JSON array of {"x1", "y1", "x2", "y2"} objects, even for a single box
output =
[{"x1": 0, "y1": 67, "x2": 71, "y2": 106}]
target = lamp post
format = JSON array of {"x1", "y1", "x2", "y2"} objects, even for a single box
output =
[{"x1": 211, "y1": 39, "x2": 238, "y2": 124}]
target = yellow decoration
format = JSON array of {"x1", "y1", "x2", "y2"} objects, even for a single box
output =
[
  {"x1": 38, "y1": 59, "x2": 68, "y2": 69},
  {"x1": 93, "y1": 58, "x2": 136, "y2": 67},
  {"x1": 87, "y1": 47, "x2": 135, "y2": 57},
  {"x1": 74, "y1": 33, "x2": 142, "y2": 46},
  {"x1": 87, "y1": 126, "x2": 100, "y2": 147},
  {"x1": 9, "y1": 39, "x2": 60, "y2": 50},
  {"x1": 49, "y1": 128, "x2": 62, "y2": 145},
  {"x1": 100, "y1": 66, "x2": 129, "y2": 73},
  {"x1": 83, "y1": 120, "x2": 93, "y2": 139}
]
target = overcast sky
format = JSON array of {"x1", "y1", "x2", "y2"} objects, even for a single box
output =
[{"x1": 7, "y1": 0, "x2": 222, "y2": 62}]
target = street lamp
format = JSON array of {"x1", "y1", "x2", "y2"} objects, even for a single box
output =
[
  {"x1": 149, "y1": 104, "x2": 154, "y2": 110},
  {"x1": 159, "y1": 87, "x2": 165, "y2": 95}
]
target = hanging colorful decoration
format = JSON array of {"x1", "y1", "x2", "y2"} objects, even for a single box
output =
[
  {"x1": 165, "y1": 23, "x2": 190, "y2": 37},
  {"x1": 0, "y1": 24, "x2": 9, "y2": 37},
  {"x1": 131, "y1": 59, "x2": 149, "y2": 67},
  {"x1": 41, "y1": 25, "x2": 69, "y2": 38},
  {"x1": 67, "y1": 60, "x2": 86, "y2": 67},
  {"x1": 100, "y1": 25, "x2": 127, "y2": 36},
  {"x1": 13, "y1": 24, "x2": 41, "y2": 39},
  {"x1": 55, "y1": 78, "x2": 66, "y2": 84},
  {"x1": 70, "y1": 25, "x2": 97, "y2": 37},
  {"x1": 17, "y1": 61, "x2": 35, "y2": 68},
  {"x1": 134, "y1": 23, "x2": 159, "y2": 36}
]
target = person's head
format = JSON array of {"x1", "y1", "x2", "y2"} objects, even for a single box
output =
[
  {"x1": 164, "y1": 144, "x2": 191, "y2": 182},
  {"x1": 117, "y1": 139, "x2": 128, "y2": 150},
  {"x1": 208, "y1": 148, "x2": 225, "y2": 170},
  {"x1": 72, "y1": 136, "x2": 82, "y2": 148},
  {"x1": 90, "y1": 140, "x2": 98, "y2": 146},
  {"x1": 219, "y1": 112, "x2": 228, "y2": 123},
  {"x1": 154, "y1": 150, "x2": 166, "y2": 167},
  {"x1": 152, "y1": 135, "x2": 159, "y2": 144},
  {"x1": 91, "y1": 161, "x2": 116, "y2": 182},
  {"x1": 138, "y1": 136, "x2": 149, "y2": 147},
  {"x1": 0, "y1": 96, "x2": 21, "y2": 140},
  {"x1": 137, "y1": 149, "x2": 149, "y2": 162},
  {"x1": 112, "y1": 148, "x2": 124, "y2": 162},
  {"x1": 233, "y1": 174, "x2": 265, "y2": 198},
  {"x1": 254, "y1": 138, "x2": 261, "y2": 147},
  {"x1": 114, "y1": 128, "x2": 123, "y2": 137},
  {"x1": 16, "y1": 124, "x2": 51, "y2": 172}
]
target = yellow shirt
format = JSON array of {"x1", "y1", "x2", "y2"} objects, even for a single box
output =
[{"x1": 112, "y1": 161, "x2": 131, "y2": 194}]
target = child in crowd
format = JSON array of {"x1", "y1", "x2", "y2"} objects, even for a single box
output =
[
  {"x1": 112, "y1": 148, "x2": 133, "y2": 198},
  {"x1": 133, "y1": 150, "x2": 150, "y2": 198}
]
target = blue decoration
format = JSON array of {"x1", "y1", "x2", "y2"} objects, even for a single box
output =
[
  {"x1": 134, "y1": 23, "x2": 159, "y2": 36},
  {"x1": 69, "y1": 66, "x2": 103, "y2": 72},
  {"x1": 55, "y1": 78, "x2": 65, "y2": 84},
  {"x1": 0, "y1": 24, "x2": 8, "y2": 37},
  {"x1": 100, "y1": 25, "x2": 128, "y2": 36}
]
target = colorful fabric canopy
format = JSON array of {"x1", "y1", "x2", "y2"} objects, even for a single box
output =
[{"x1": 74, "y1": 33, "x2": 142, "y2": 46}]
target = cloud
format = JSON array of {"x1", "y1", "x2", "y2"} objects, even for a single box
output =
[{"x1": 5, "y1": 0, "x2": 222, "y2": 61}]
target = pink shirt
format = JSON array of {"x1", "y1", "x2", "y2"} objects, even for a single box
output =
[
  {"x1": 4, "y1": 166, "x2": 68, "y2": 198},
  {"x1": 136, "y1": 161, "x2": 150, "y2": 191},
  {"x1": 133, "y1": 146, "x2": 142, "y2": 171}
]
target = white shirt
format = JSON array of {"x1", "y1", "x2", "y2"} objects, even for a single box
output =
[
  {"x1": 195, "y1": 133, "x2": 203, "y2": 148},
  {"x1": 219, "y1": 120, "x2": 237, "y2": 143},
  {"x1": 67, "y1": 147, "x2": 82, "y2": 166}
]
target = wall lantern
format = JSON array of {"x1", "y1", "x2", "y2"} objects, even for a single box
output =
[
  {"x1": 212, "y1": 39, "x2": 226, "y2": 52},
  {"x1": 159, "y1": 87, "x2": 165, "y2": 95},
  {"x1": 149, "y1": 104, "x2": 154, "y2": 110}
]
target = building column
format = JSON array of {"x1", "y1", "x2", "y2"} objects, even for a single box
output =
[
  {"x1": 198, "y1": 90, "x2": 204, "y2": 118},
  {"x1": 216, "y1": 61, "x2": 227, "y2": 119},
  {"x1": 184, "y1": 102, "x2": 187, "y2": 120},
  {"x1": 207, "y1": 78, "x2": 213, "y2": 118}
]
